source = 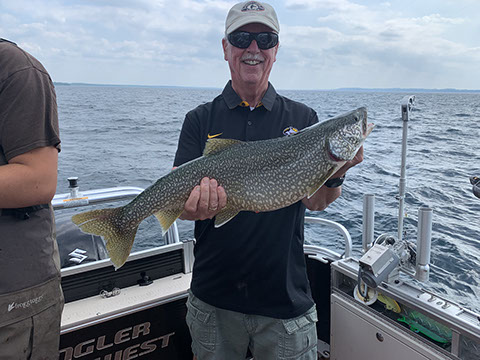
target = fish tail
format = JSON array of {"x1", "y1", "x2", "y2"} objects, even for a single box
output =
[{"x1": 71, "y1": 207, "x2": 138, "y2": 269}]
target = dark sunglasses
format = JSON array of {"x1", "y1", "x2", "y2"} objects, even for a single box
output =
[{"x1": 228, "y1": 31, "x2": 279, "y2": 50}]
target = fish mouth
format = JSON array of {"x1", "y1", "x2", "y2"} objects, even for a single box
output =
[{"x1": 365, "y1": 123, "x2": 375, "y2": 137}]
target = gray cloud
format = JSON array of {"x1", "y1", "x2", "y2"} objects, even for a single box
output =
[{"x1": 1, "y1": 0, "x2": 478, "y2": 89}]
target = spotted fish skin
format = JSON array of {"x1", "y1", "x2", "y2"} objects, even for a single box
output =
[{"x1": 72, "y1": 107, "x2": 373, "y2": 268}]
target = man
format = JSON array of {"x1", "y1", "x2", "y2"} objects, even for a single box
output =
[
  {"x1": 173, "y1": 2, "x2": 363, "y2": 359},
  {"x1": 0, "y1": 38, "x2": 63, "y2": 359}
]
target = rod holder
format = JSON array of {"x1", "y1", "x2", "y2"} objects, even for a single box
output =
[
  {"x1": 398, "y1": 95, "x2": 416, "y2": 242},
  {"x1": 362, "y1": 194, "x2": 375, "y2": 253},
  {"x1": 415, "y1": 207, "x2": 433, "y2": 282},
  {"x1": 68, "y1": 177, "x2": 79, "y2": 199}
]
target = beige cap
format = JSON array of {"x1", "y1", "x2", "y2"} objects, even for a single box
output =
[{"x1": 225, "y1": 1, "x2": 280, "y2": 35}]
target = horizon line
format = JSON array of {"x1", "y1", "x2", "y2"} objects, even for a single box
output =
[{"x1": 53, "y1": 82, "x2": 480, "y2": 93}]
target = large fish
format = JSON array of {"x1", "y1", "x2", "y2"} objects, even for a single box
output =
[{"x1": 72, "y1": 107, "x2": 374, "y2": 268}]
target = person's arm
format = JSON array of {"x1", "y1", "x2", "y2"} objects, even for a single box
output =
[
  {"x1": 0, "y1": 146, "x2": 58, "y2": 208},
  {"x1": 302, "y1": 146, "x2": 364, "y2": 211}
]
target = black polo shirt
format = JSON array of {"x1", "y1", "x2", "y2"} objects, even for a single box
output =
[{"x1": 174, "y1": 81, "x2": 319, "y2": 319}]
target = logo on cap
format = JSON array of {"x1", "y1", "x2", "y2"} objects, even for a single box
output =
[{"x1": 242, "y1": 1, "x2": 265, "y2": 12}]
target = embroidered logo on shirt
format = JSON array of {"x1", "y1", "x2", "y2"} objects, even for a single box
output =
[
  {"x1": 207, "y1": 133, "x2": 223, "y2": 139},
  {"x1": 283, "y1": 126, "x2": 298, "y2": 136}
]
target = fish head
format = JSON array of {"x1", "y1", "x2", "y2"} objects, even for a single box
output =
[{"x1": 325, "y1": 107, "x2": 374, "y2": 163}]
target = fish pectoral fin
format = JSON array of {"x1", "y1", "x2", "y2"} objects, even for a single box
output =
[
  {"x1": 203, "y1": 138, "x2": 244, "y2": 156},
  {"x1": 214, "y1": 207, "x2": 240, "y2": 228},
  {"x1": 307, "y1": 169, "x2": 336, "y2": 198},
  {"x1": 154, "y1": 208, "x2": 183, "y2": 235}
]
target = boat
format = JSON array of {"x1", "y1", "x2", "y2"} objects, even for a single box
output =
[{"x1": 54, "y1": 96, "x2": 480, "y2": 359}]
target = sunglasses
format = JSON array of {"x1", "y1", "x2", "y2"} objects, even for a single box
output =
[{"x1": 228, "y1": 31, "x2": 279, "y2": 50}]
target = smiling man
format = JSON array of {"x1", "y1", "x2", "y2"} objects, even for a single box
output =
[{"x1": 173, "y1": 2, "x2": 363, "y2": 359}]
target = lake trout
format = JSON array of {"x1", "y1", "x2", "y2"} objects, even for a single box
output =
[{"x1": 72, "y1": 107, "x2": 374, "y2": 268}]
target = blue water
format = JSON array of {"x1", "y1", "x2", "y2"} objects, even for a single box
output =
[{"x1": 55, "y1": 85, "x2": 480, "y2": 313}]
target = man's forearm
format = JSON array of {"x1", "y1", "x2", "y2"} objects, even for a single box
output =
[
  {"x1": 0, "y1": 147, "x2": 58, "y2": 208},
  {"x1": 302, "y1": 185, "x2": 341, "y2": 211}
]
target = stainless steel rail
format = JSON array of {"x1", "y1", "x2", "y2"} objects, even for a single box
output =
[
  {"x1": 305, "y1": 216, "x2": 352, "y2": 258},
  {"x1": 52, "y1": 184, "x2": 180, "y2": 244},
  {"x1": 52, "y1": 182, "x2": 352, "y2": 254},
  {"x1": 52, "y1": 186, "x2": 144, "y2": 209}
]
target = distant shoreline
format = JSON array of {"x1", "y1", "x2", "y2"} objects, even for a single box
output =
[{"x1": 54, "y1": 82, "x2": 480, "y2": 93}]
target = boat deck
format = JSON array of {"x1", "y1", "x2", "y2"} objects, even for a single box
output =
[{"x1": 62, "y1": 273, "x2": 191, "y2": 332}]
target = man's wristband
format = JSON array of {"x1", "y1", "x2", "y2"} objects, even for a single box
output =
[{"x1": 324, "y1": 175, "x2": 345, "y2": 188}]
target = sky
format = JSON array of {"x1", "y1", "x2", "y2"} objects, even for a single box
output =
[{"x1": 1, "y1": 0, "x2": 479, "y2": 90}]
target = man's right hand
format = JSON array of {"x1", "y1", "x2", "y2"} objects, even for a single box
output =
[{"x1": 180, "y1": 177, "x2": 227, "y2": 221}]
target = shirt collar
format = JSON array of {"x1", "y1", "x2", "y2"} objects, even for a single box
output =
[{"x1": 222, "y1": 80, "x2": 277, "y2": 111}]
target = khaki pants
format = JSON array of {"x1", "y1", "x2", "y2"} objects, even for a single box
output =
[
  {"x1": 186, "y1": 291, "x2": 318, "y2": 360},
  {"x1": 0, "y1": 298, "x2": 63, "y2": 360}
]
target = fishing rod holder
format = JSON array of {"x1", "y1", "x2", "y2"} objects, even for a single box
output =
[
  {"x1": 359, "y1": 204, "x2": 433, "y2": 289},
  {"x1": 357, "y1": 97, "x2": 432, "y2": 299},
  {"x1": 398, "y1": 95, "x2": 416, "y2": 242},
  {"x1": 362, "y1": 194, "x2": 375, "y2": 253},
  {"x1": 415, "y1": 207, "x2": 433, "y2": 282},
  {"x1": 68, "y1": 176, "x2": 79, "y2": 199}
]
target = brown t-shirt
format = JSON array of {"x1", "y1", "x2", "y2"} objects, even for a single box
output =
[{"x1": 0, "y1": 39, "x2": 61, "y2": 297}]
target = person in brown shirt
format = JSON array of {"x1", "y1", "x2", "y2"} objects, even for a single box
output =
[{"x1": 0, "y1": 38, "x2": 63, "y2": 359}]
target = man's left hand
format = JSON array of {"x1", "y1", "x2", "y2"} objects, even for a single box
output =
[
  {"x1": 332, "y1": 145, "x2": 364, "y2": 179},
  {"x1": 302, "y1": 146, "x2": 364, "y2": 211}
]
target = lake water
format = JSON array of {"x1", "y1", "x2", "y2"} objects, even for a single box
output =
[{"x1": 55, "y1": 85, "x2": 480, "y2": 313}]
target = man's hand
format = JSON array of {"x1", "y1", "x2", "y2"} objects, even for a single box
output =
[
  {"x1": 180, "y1": 177, "x2": 227, "y2": 221},
  {"x1": 302, "y1": 146, "x2": 364, "y2": 211},
  {"x1": 332, "y1": 145, "x2": 364, "y2": 179}
]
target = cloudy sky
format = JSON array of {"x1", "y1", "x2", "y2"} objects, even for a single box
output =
[{"x1": 1, "y1": 0, "x2": 479, "y2": 90}]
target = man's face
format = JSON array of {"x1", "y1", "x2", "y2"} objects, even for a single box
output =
[{"x1": 222, "y1": 23, "x2": 279, "y2": 93}]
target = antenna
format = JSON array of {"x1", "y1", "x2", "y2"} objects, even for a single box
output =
[{"x1": 398, "y1": 95, "x2": 415, "y2": 242}]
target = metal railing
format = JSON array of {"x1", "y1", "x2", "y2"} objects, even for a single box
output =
[
  {"x1": 52, "y1": 181, "x2": 353, "y2": 256},
  {"x1": 52, "y1": 183, "x2": 180, "y2": 244},
  {"x1": 304, "y1": 216, "x2": 352, "y2": 258}
]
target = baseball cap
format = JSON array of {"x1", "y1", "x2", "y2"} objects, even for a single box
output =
[{"x1": 225, "y1": 1, "x2": 280, "y2": 35}]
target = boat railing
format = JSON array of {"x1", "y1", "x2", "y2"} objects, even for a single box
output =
[
  {"x1": 52, "y1": 182, "x2": 352, "y2": 255},
  {"x1": 304, "y1": 216, "x2": 352, "y2": 259},
  {"x1": 52, "y1": 186, "x2": 144, "y2": 209},
  {"x1": 52, "y1": 184, "x2": 181, "y2": 244}
]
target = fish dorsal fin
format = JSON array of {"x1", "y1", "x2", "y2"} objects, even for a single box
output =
[
  {"x1": 214, "y1": 206, "x2": 240, "y2": 227},
  {"x1": 307, "y1": 168, "x2": 337, "y2": 198},
  {"x1": 203, "y1": 138, "x2": 243, "y2": 156}
]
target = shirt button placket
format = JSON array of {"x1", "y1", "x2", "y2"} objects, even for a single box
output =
[{"x1": 246, "y1": 111, "x2": 253, "y2": 141}]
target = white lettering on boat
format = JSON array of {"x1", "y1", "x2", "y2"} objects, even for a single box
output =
[{"x1": 58, "y1": 322, "x2": 174, "y2": 360}]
